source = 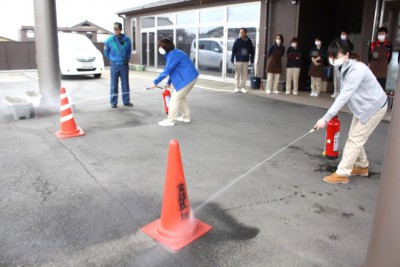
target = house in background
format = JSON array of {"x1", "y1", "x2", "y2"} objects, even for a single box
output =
[
  {"x1": 19, "y1": 20, "x2": 113, "y2": 43},
  {"x1": 0, "y1": 36, "x2": 16, "y2": 42},
  {"x1": 70, "y1": 20, "x2": 114, "y2": 42},
  {"x1": 0, "y1": 20, "x2": 112, "y2": 71}
]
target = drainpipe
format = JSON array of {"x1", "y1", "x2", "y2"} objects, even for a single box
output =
[
  {"x1": 364, "y1": 67, "x2": 400, "y2": 266},
  {"x1": 263, "y1": 0, "x2": 271, "y2": 79},
  {"x1": 371, "y1": 0, "x2": 381, "y2": 41},
  {"x1": 118, "y1": 14, "x2": 126, "y2": 32}
]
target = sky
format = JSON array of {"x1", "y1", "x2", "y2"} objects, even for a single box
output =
[{"x1": 0, "y1": 0, "x2": 160, "y2": 40}]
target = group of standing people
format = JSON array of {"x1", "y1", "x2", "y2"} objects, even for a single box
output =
[
  {"x1": 104, "y1": 22, "x2": 392, "y2": 123},
  {"x1": 263, "y1": 27, "x2": 392, "y2": 98},
  {"x1": 103, "y1": 22, "x2": 390, "y2": 186}
]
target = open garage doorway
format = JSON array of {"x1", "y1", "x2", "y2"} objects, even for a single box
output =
[{"x1": 297, "y1": 0, "x2": 364, "y2": 91}]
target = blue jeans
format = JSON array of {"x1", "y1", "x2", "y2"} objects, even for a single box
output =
[{"x1": 110, "y1": 62, "x2": 130, "y2": 105}]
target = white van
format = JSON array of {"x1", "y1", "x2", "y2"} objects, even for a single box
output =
[
  {"x1": 58, "y1": 33, "x2": 104, "y2": 78},
  {"x1": 190, "y1": 38, "x2": 234, "y2": 71}
]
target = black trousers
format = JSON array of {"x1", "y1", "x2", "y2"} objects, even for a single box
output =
[{"x1": 377, "y1": 78, "x2": 386, "y2": 91}]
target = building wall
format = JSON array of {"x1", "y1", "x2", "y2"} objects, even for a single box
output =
[
  {"x1": 0, "y1": 42, "x2": 108, "y2": 70},
  {"x1": 124, "y1": 0, "x2": 262, "y2": 74},
  {"x1": 0, "y1": 42, "x2": 36, "y2": 70},
  {"x1": 266, "y1": 0, "x2": 300, "y2": 79},
  {"x1": 124, "y1": 0, "x2": 380, "y2": 86},
  {"x1": 123, "y1": 0, "x2": 301, "y2": 79},
  {"x1": 359, "y1": 0, "x2": 378, "y2": 63},
  {"x1": 19, "y1": 26, "x2": 100, "y2": 42}
]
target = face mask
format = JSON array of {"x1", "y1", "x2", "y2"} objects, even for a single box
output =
[
  {"x1": 378, "y1": 35, "x2": 385, "y2": 42},
  {"x1": 276, "y1": 39, "x2": 281, "y2": 45},
  {"x1": 315, "y1": 41, "x2": 321, "y2": 46},
  {"x1": 329, "y1": 57, "x2": 344, "y2": 67},
  {"x1": 158, "y1": 47, "x2": 166, "y2": 55},
  {"x1": 291, "y1": 43, "x2": 297, "y2": 48},
  {"x1": 340, "y1": 34, "x2": 347, "y2": 40}
]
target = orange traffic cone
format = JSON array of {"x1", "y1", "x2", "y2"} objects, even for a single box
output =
[
  {"x1": 55, "y1": 87, "x2": 85, "y2": 139},
  {"x1": 141, "y1": 139, "x2": 212, "y2": 251}
]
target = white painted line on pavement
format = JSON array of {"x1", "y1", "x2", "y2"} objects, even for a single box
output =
[
  {"x1": 24, "y1": 72, "x2": 38, "y2": 80},
  {"x1": 195, "y1": 85, "x2": 231, "y2": 92}
]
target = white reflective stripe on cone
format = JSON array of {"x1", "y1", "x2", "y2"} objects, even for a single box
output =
[
  {"x1": 60, "y1": 114, "x2": 74, "y2": 123},
  {"x1": 60, "y1": 104, "x2": 70, "y2": 111},
  {"x1": 60, "y1": 93, "x2": 67, "y2": 99}
]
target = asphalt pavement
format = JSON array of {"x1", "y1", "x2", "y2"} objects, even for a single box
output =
[{"x1": 0, "y1": 69, "x2": 391, "y2": 266}]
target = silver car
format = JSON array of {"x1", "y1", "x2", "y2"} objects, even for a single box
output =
[{"x1": 190, "y1": 38, "x2": 234, "y2": 71}]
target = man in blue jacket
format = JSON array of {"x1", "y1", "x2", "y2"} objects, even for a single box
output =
[
  {"x1": 231, "y1": 28, "x2": 255, "y2": 93},
  {"x1": 104, "y1": 22, "x2": 133, "y2": 108}
]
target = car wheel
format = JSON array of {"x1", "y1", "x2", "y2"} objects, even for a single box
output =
[{"x1": 94, "y1": 73, "x2": 101, "y2": 78}]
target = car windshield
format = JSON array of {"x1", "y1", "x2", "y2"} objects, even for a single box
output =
[{"x1": 58, "y1": 34, "x2": 94, "y2": 50}]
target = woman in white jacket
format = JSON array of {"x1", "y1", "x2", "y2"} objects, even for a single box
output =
[{"x1": 314, "y1": 39, "x2": 388, "y2": 184}]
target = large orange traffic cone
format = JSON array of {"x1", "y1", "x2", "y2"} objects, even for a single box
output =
[
  {"x1": 55, "y1": 87, "x2": 85, "y2": 139},
  {"x1": 141, "y1": 139, "x2": 212, "y2": 251}
]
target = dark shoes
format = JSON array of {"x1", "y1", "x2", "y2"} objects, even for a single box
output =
[{"x1": 111, "y1": 103, "x2": 133, "y2": 108}]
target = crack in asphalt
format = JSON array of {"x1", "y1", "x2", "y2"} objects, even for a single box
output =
[{"x1": 48, "y1": 126, "x2": 137, "y2": 223}]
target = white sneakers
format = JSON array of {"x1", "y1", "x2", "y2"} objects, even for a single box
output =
[
  {"x1": 266, "y1": 90, "x2": 282, "y2": 94},
  {"x1": 177, "y1": 117, "x2": 191, "y2": 123},
  {"x1": 159, "y1": 117, "x2": 190, "y2": 126},
  {"x1": 158, "y1": 119, "x2": 175, "y2": 127},
  {"x1": 310, "y1": 92, "x2": 319, "y2": 97},
  {"x1": 331, "y1": 94, "x2": 337, "y2": 98},
  {"x1": 234, "y1": 88, "x2": 247, "y2": 93}
]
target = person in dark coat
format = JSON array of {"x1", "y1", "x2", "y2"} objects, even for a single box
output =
[
  {"x1": 266, "y1": 34, "x2": 285, "y2": 94},
  {"x1": 308, "y1": 36, "x2": 326, "y2": 97},
  {"x1": 285, "y1": 37, "x2": 302, "y2": 95},
  {"x1": 231, "y1": 28, "x2": 255, "y2": 93}
]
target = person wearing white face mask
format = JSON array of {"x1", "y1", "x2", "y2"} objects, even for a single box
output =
[
  {"x1": 285, "y1": 37, "x2": 302, "y2": 95},
  {"x1": 150, "y1": 38, "x2": 199, "y2": 127},
  {"x1": 266, "y1": 34, "x2": 285, "y2": 94},
  {"x1": 308, "y1": 37, "x2": 326, "y2": 97},
  {"x1": 332, "y1": 29, "x2": 354, "y2": 98},
  {"x1": 369, "y1": 26, "x2": 393, "y2": 91},
  {"x1": 314, "y1": 39, "x2": 388, "y2": 184}
]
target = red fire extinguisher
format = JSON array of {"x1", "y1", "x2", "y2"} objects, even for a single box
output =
[
  {"x1": 162, "y1": 87, "x2": 171, "y2": 114},
  {"x1": 323, "y1": 116, "x2": 340, "y2": 160}
]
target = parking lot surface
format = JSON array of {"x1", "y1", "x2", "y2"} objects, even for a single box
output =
[{"x1": 0, "y1": 69, "x2": 390, "y2": 266}]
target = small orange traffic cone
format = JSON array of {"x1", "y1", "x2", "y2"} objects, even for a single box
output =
[
  {"x1": 55, "y1": 87, "x2": 85, "y2": 139},
  {"x1": 141, "y1": 139, "x2": 212, "y2": 251}
]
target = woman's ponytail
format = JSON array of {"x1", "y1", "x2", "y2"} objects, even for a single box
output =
[{"x1": 348, "y1": 52, "x2": 361, "y2": 61}]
